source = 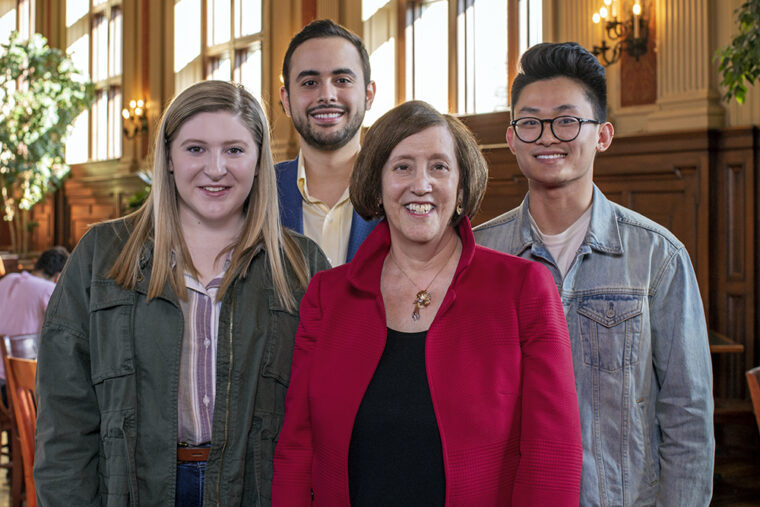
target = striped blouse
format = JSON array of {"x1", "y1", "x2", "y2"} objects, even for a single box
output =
[{"x1": 177, "y1": 268, "x2": 225, "y2": 446}]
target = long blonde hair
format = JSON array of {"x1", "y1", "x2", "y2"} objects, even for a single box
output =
[{"x1": 108, "y1": 81, "x2": 309, "y2": 311}]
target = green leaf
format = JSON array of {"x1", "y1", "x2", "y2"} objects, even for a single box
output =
[
  {"x1": 716, "y1": 0, "x2": 760, "y2": 104},
  {"x1": 0, "y1": 31, "x2": 95, "y2": 221}
]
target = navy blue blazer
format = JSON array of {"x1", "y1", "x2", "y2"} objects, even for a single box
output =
[{"x1": 275, "y1": 157, "x2": 378, "y2": 263}]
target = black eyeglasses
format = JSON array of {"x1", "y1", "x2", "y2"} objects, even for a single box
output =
[{"x1": 510, "y1": 115, "x2": 601, "y2": 143}]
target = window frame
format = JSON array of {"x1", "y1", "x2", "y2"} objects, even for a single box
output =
[
  {"x1": 16, "y1": 0, "x2": 35, "y2": 40},
  {"x1": 201, "y1": 0, "x2": 266, "y2": 96},
  {"x1": 89, "y1": 0, "x2": 122, "y2": 161},
  {"x1": 64, "y1": 0, "x2": 123, "y2": 163},
  {"x1": 397, "y1": 0, "x2": 537, "y2": 115}
]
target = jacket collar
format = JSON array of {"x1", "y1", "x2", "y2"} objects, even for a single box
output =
[
  {"x1": 515, "y1": 184, "x2": 623, "y2": 256},
  {"x1": 346, "y1": 216, "x2": 476, "y2": 295}
]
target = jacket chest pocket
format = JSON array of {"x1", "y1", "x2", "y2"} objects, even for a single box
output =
[
  {"x1": 577, "y1": 294, "x2": 643, "y2": 372},
  {"x1": 261, "y1": 292, "x2": 303, "y2": 388},
  {"x1": 89, "y1": 281, "x2": 136, "y2": 385}
]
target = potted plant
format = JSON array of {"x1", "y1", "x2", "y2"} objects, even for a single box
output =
[
  {"x1": 716, "y1": 0, "x2": 760, "y2": 104},
  {"x1": 0, "y1": 31, "x2": 94, "y2": 254}
]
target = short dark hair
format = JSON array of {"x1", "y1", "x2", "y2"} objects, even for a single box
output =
[
  {"x1": 34, "y1": 246, "x2": 70, "y2": 278},
  {"x1": 511, "y1": 42, "x2": 608, "y2": 122},
  {"x1": 351, "y1": 101, "x2": 488, "y2": 226},
  {"x1": 282, "y1": 19, "x2": 371, "y2": 92}
]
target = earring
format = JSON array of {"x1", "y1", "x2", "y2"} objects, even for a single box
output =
[{"x1": 456, "y1": 198, "x2": 463, "y2": 215}]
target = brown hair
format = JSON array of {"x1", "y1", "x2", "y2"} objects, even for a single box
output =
[{"x1": 350, "y1": 100, "x2": 488, "y2": 226}]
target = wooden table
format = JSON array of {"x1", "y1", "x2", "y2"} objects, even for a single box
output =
[
  {"x1": 708, "y1": 330, "x2": 751, "y2": 424},
  {"x1": 709, "y1": 329, "x2": 744, "y2": 354}
]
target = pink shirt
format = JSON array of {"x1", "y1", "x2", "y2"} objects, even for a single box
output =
[
  {"x1": 0, "y1": 271, "x2": 55, "y2": 336},
  {"x1": 0, "y1": 271, "x2": 55, "y2": 380}
]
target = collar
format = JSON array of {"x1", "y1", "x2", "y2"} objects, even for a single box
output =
[
  {"x1": 135, "y1": 240, "x2": 264, "y2": 300},
  {"x1": 346, "y1": 217, "x2": 477, "y2": 295},
  {"x1": 296, "y1": 151, "x2": 350, "y2": 207},
  {"x1": 516, "y1": 184, "x2": 623, "y2": 256}
]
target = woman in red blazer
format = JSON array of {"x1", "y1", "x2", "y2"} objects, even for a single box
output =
[{"x1": 273, "y1": 101, "x2": 581, "y2": 506}]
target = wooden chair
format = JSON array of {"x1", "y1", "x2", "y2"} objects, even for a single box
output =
[
  {"x1": 747, "y1": 366, "x2": 760, "y2": 436},
  {"x1": 0, "y1": 335, "x2": 37, "y2": 507},
  {"x1": 4, "y1": 354, "x2": 37, "y2": 507}
]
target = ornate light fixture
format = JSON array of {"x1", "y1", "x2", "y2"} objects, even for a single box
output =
[
  {"x1": 591, "y1": 0, "x2": 648, "y2": 66},
  {"x1": 122, "y1": 99, "x2": 148, "y2": 139}
]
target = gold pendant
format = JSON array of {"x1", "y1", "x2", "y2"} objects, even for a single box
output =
[{"x1": 412, "y1": 290, "x2": 432, "y2": 321}]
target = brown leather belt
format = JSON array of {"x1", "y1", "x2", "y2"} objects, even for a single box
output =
[{"x1": 177, "y1": 446, "x2": 210, "y2": 462}]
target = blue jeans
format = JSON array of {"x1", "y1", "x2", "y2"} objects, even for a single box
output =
[{"x1": 176, "y1": 462, "x2": 206, "y2": 506}]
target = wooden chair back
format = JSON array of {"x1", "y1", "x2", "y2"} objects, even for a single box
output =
[
  {"x1": 1, "y1": 335, "x2": 34, "y2": 507},
  {"x1": 5, "y1": 335, "x2": 38, "y2": 360},
  {"x1": 4, "y1": 354, "x2": 37, "y2": 507},
  {"x1": 748, "y1": 366, "x2": 760, "y2": 436}
]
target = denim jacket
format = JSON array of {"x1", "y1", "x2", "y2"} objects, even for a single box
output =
[{"x1": 473, "y1": 186, "x2": 714, "y2": 507}]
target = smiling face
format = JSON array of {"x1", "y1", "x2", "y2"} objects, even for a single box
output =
[
  {"x1": 170, "y1": 110, "x2": 258, "y2": 233},
  {"x1": 506, "y1": 76, "x2": 613, "y2": 193},
  {"x1": 381, "y1": 125, "x2": 461, "y2": 249},
  {"x1": 280, "y1": 36, "x2": 375, "y2": 151}
]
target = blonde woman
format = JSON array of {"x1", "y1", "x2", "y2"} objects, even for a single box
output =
[{"x1": 34, "y1": 81, "x2": 329, "y2": 506}]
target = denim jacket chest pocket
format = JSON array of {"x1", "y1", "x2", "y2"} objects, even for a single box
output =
[{"x1": 577, "y1": 294, "x2": 643, "y2": 372}]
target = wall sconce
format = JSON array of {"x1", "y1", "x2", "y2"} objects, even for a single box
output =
[
  {"x1": 591, "y1": 0, "x2": 648, "y2": 66},
  {"x1": 122, "y1": 99, "x2": 148, "y2": 139}
]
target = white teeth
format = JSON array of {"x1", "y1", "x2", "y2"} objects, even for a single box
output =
[
  {"x1": 536, "y1": 153, "x2": 566, "y2": 159},
  {"x1": 203, "y1": 186, "x2": 225, "y2": 192},
  {"x1": 313, "y1": 112, "x2": 342, "y2": 119},
  {"x1": 405, "y1": 203, "x2": 433, "y2": 214}
]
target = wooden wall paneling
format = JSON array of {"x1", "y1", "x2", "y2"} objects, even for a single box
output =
[
  {"x1": 62, "y1": 161, "x2": 145, "y2": 248},
  {"x1": 473, "y1": 146, "x2": 526, "y2": 225},
  {"x1": 710, "y1": 127, "x2": 757, "y2": 399},
  {"x1": 30, "y1": 199, "x2": 54, "y2": 252},
  {"x1": 459, "y1": 111, "x2": 527, "y2": 225}
]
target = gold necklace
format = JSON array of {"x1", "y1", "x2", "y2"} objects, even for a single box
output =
[{"x1": 389, "y1": 251, "x2": 450, "y2": 321}]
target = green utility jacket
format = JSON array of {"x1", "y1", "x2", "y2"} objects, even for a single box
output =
[{"x1": 34, "y1": 219, "x2": 329, "y2": 507}]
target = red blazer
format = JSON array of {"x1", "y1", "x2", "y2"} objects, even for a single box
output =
[{"x1": 273, "y1": 219, "x2": 581, "y2": 506}]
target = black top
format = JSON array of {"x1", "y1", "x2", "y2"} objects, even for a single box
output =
[{"x1": 348, "y1": 328, "x2": 445, "y2": 507}]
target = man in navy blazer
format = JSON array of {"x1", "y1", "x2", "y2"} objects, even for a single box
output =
[{"x1": 277, "y1": 19, "x2": 377, "y2": 265}]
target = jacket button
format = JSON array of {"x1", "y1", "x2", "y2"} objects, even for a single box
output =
[{"x1": 605, "y1": 303, "x2": 615, "y2": 318}]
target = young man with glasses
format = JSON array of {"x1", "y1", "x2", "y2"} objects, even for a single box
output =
[{"x1": 474, "y1": 42, "x2": 714, "y2": 506}]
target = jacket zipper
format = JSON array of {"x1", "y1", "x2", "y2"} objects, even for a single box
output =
[{"x1": 216, "y1": 289, "x2": 235, "y2": 506}]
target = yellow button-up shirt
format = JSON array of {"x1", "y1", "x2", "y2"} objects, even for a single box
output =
[{"x1": 297, "y1": 154, "x2": 354, "y2": 266}]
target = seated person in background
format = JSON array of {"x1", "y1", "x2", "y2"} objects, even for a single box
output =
[
  {"x1": 273, "y1": 100, "x2": 582, "y2": 506},
  {"x1": 474, "y1": 42, "x2": 714, "y2": 506},
  {"x1": 34, "y1": 81, "x2": 329, "y2": 507},
  {"x1": 0, "y1": 246, "x2": 69, "y2": 366}
]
